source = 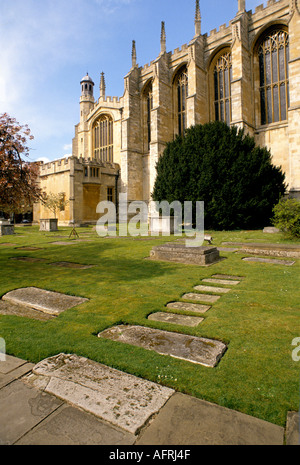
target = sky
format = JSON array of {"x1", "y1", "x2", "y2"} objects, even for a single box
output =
[{"x1": 0, "y1": 0, "x2": 264, "y2": 163}]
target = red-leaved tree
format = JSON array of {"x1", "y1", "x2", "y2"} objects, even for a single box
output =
[{"x1": 0, "y1": 113, "x2": 42, "y2": 215}]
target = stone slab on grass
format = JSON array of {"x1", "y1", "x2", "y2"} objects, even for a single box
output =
[
  {"x1": 194, "y1": 285, "x2": 231, "y2": 294},
  {"x1": 0, "y1": 300, "x2": 55, "y2": 321},
  {"x1": 150, "y1": 243, "x2": 220, "y2": 266},
  {"x1": 48, "y1": 262, "x2": 95, "y2": 269},
  {"x1": 148, "y1": 312, "x2": 204, "y2": 327},
  {"x1": 212, "y1": 274, "x2": 245, "y2": 281},
  {"x1": 15, "y1": 246, "x2": 43, "y2": 251},
  {"x1": 98, "y1": 325, "x2": 227, "y2": 368},
  {"x1": 242, "y1": 257, "x2": 295, "y2": 266},
  {"x1": 182, "y1": 293, "x2": 221, "y2": 303},
  {"x1": 166, "y1": 301, "x2": 211, "y2": 314},
  {"x1": 2, "y1": 287, "x2": 89, "y2": 316},
  {"x1": 24, "y1": 353, "x2": 174, "y2": 435},
  {"x1": 10, "y1": 257, "x2": 46, "y2": 263},
  {"x1": 202, "y1": 278, "x2": 240, "y2": 286}
]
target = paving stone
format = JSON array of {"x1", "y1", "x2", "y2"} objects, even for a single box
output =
[
  {"x1": 285, "y1": 411, "x2": 300, "y2": 445},
  {"x1": 24, "y1": 353, "x2": 174, "y2": 435},
  {"x1": 166, "y1": 301, "x2": 211, "y2": 314},
  {"x1": 98, "y1": 325, "x2": 227, "y2": 368},
  {"x1": 0, "y1": 380, "x2": 62, "y2": 445},
  {"x1": 2, "y1": 287, "x2": 89, "y2": 315},
  {"x1": 182, "y1": 293, "x2": 221, "y2": 303},
  {"x1": 202, "y1": 278, "x2": 240, "y2": 286},
  {"x1": 242, "y1": 257, "x2": 295, "y2": 266},
  {"x1": 0, "y1": 300, "x2": 55, "y2": 321},
  {"x1": 212, "y1": 274, "x2": 245, "y2": 280},
  {"x1": 194, "y1": 285, "x2": 231, "y2": 294},
  {"x1": 16, "y1": 405, "x2": 136, "y2": 445},
  {"x1": 148, "y1": 312, "x2": 204, "y2": 327},
  {"x1": 136, "y1": 392, "x2": 284, "y2": 445}
]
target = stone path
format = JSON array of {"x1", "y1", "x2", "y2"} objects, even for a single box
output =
[{"x1": 1, "y1": 354, "x2": 294, "y2": 445}]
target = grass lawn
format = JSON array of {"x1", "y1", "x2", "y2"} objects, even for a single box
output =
[{"x1": 0, "y1": 225, "x2": 299, "y2": 428}]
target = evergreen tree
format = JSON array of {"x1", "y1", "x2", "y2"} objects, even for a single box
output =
[{"x1": 152, "y1": 121, "x2": 286, "y2": 230}]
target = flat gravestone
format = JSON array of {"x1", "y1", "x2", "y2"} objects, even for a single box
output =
[
  {"x1": 148, "y1": 312, "x2": 204, "y2": 327},
  {"x1": 212, "y1": 274, "x2": 244, "y2": 280},
  {"x1": 10, "y1": 257, "x2": 46, "y2": 263},
  {"x1": 202, "y1": 278, "x2": 240, "y2": 286},
  {"x1": 51, "y1": 240, "x2": 92, "y2": 245},
  {"x1": 194, "y1": 285, "x2": 231, "y2": 294},
  {"x1": 242, "y1": 257, "x2": 295, "y2": 266},
  {"x1": 182, "y1": 293, "x2": 220, "y2": 303},
  {"x1": 0, "y1": 300, "x2": 55, "y2": 321},
  {"x1": 0, "y1": 243, "x2": 16, "y2": 246},
  {"x1": 24, "y1": 353, "x2": 174, "y2": 435},
  {"x1": 166, "y1": 301, "x2": 211, "y2": 314},
  {"x1": 98, "y1": 325, "x2": 227, "y2": 367},
  {"x1": 2, "y1": 287, "x2": 89, "y2": 315},
  {"x1": 150, "y1": 243, "x2": 220, "y2": 266},
  {"x1": 49, "y1": 262, "x2": 95, "y2": 269},
  {"x1": 15, "y1": 246, "x2": 43, "y2": 251}
]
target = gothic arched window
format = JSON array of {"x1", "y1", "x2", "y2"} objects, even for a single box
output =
[
  {"x1": 258, "y1": 29, "x2": 289, "y2": 125},
  {"x1": 174, "y1": 66, "x2": 188, "y2": 136},
  {"x1": 93, "y1": 114, "x2": 113, "y2": 162},
  {"x1": 143, "y1": 81, "x2": 153, "y2": 151},
  {"x1": 213, "y1": 51, "x2": 232, "y2": 125}
]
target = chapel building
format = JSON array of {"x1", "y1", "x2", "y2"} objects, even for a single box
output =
[{"x1": 34, "y1": 0, "x2": 300, "y2": 226}]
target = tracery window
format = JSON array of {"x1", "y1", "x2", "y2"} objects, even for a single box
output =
[
  {"x1": 143, "y1": 81, "x2": 153, "y2": 151},
  {"x1": 213, "y1": 52, "x2": 232, "y2": 125},
  {"x1": 175, "y1": 67, "x2": 188, "y2": 136},
  {"x1": 258, "y1": 29, "x2": 289, "y2": 125},
  {"x1": 93, "y1": 114, "x2": 113, "y2": 162}
]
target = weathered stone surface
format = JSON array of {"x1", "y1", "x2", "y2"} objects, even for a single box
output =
[
  {"x1": 148, "y1": 312, "x2": 203, "y2": 327},
  {"x1": 182, "y1": 293, "x2": 220, "y2": 303},
  {"x1": 263, "y1": 227, "x2": 280, "y2": 233},
  {"x1": 0, "y1": 224, "x2": 14, "y2": 236},
  {"x1": 136, "y1": 393, "x2": 284, "y2": 445},
  {"x1": 150, "y1": 243, "x2": 220, "y2": 266},
  {"x1": 166, "y1": 301, "x2": 211, "y2": 314},
  {"x1": 24, "y1": 354, "x2": 174, "y2": 435},
  {"x1": 16, "y1": 405, "x2": 136, "y2": 445},
  {"x1": 2, "y1": 287, "x2": 89, "y2": 315},
  {"x1": 202, "y1": 278, "x2": 240, "y2": 286},
  {"x1": 194, "y1": 285, "x2": 231, "y2": 294},
  {"x1": 0, "y1": 300, "x2": 55, "y2": 321},
  {"x1": 212, "y1": 274, "x2": 244, "y2": 280},
  {"x1": 51, "y1": 240, "x2": 91, "y2": 245},
  {"x1": 223, "y1": 242, "x2": 300, "y2": 258},
  {"x1": 98, "y1": 325, "x2": 227, "y2": 367},
  {"x1": 285, "y1": 411, "x2": 300, "y2": 445},
  {"x1": 242, "y1": 257, "x2": 295, "y2": 266}
]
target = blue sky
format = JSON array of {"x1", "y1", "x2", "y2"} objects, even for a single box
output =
[{"x1": 0, "y1": 0, "x2": 263, "y2": 163}]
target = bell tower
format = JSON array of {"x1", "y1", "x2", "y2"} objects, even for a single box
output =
[{"x1": 80, "y1": 73, "x2": 95, "y2": 123}]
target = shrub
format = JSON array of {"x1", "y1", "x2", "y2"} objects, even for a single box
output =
[
  {"x1": 152, "y1": 121, "x2": 286, "y2": 230},
  {"x1": 272, "y1": 197, "x2": 300, "y2": 238}
]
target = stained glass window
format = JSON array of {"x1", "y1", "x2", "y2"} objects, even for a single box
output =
[
  {"x1": 144, "y1": 82, "x2": 153, "y2": 151},
  {"x1": 258, "y1": 30, "x2": 289, "y2": 125}
]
